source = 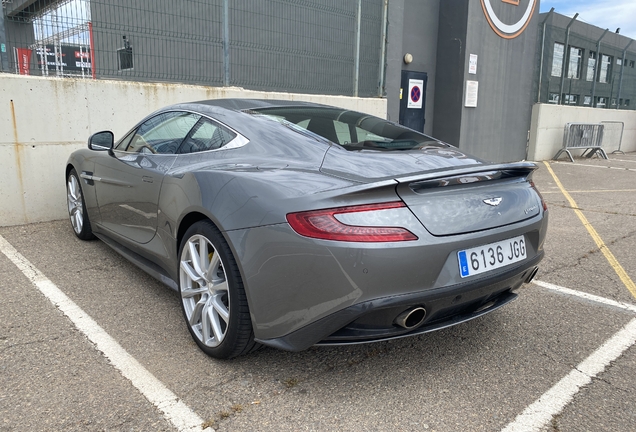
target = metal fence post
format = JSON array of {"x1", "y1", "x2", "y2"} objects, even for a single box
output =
[
  {"x1": 0, "y1": 10, "x2": 9, "y2": 72},
  {"x1": 377, "y1": 0, "x2": 388, "y2": 97},
  {"x1": 616, "y1": 40, "x2": 633, "y2": 109},
  {"x1": 537, "y1": 8, "x2": 554, "y2": 103},
  {"x1": 559, "y1": 13, "x2": 578, "y2": 105},
  {"x1": 591, "y1": 28, "x2": 609, "y2": 106},
  {"x1": 353, "y1": 0, "x2": 361, "y2": 97},
  {"x1": 223, "y1": 0, "x2": 230, "y2": 87}
]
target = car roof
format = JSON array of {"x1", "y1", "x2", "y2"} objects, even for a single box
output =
[{"x1": 186, "y1": 98, "x2": 331, "y2": 111}]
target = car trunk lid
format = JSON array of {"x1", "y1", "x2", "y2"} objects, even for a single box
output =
[{"x1": 395, "y1": 163, "x2": 541, "y2": 236}]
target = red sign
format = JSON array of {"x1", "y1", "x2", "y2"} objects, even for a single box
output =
[{"x1": 16, "y1": 48, "x2": 32, "y2": 75}]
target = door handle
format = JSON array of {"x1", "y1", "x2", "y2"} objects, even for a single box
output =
[{"x1": 142, "y1": 176, "x2": 154, "y2": 183}]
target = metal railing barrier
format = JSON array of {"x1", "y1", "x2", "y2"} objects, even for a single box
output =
[
  {"x1": 600, "y1": 121, "x2": 625, "y2": 154},
  {"x1": 553, "y1": 123, "x2": 608, "y2": 162}
]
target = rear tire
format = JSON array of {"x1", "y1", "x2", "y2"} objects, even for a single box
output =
[
  {"x1": 178, "y1": 220, "x2": 259, "y2": 359},
  {"x1": 66, "y1": 168, "x2": 95, "y2": 240}
]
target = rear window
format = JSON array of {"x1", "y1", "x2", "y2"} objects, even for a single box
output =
[{"x1": 247, "y1": 107, "x2": 447, "y2": 151}]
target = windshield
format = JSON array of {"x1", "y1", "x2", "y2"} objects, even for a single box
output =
[{"x1": 246, "y1": 107, "x2": 448, "y2": 151}]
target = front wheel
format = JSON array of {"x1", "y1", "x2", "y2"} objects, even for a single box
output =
[
  {"x1": 66, "y1": 168, "x2": 95, "y2": 240},
  {"x1": 178, "y1": 220, "x2": 259, "y2": 359}
]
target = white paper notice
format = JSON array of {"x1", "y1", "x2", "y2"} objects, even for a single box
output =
[
  {"x1": 469, "y1": 54, "x2": 478, "y2": 74},
  {"x1": 465, "y1": 80, "x2": 478, "y2": 107}
]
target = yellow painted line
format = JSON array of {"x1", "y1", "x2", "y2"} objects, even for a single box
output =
[{"x1": 543, "y1": 161, "x2": 636, "y2": 298}]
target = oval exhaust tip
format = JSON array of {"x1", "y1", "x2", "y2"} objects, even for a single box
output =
[
  {"x1": 525, "y1": 266, "x2": 539, "y2": 284},
  {"x1": 394, "y1": 306, "x2": 427, "y2": 330}
]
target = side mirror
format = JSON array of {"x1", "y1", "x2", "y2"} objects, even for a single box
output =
[{"x1": 88, "y1": 131, "x2": 114, "y2": 152}]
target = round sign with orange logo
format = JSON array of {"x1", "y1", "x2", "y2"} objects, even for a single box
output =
[{"x1": 481, "y1": 0, "x2": 537, "y2": 39}]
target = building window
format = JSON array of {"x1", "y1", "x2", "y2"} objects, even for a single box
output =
[
  {"x1": 599, "y1": 55, "x2": 612, "y2": 83},
  {"x1": 568, "y1": 47, "x2": 583, "y2": 79},
  {"x1": 562, "y1": 94, "x2": 579, "y2": 105},
  {"x1": 586, "y1": 52, "x2": 596, "y2": 81},
  {"x1": 595, "y1": 96, "x2": 607, "y2": 108},
  {"x1": 626, "y1": 99, "x2": 631, "y2": 106},
  {"x1": 617, "y1": 58, "x2": 623, "y2": 66},
  {"x1": 548, "y1": 93, "x2": 560, "y2": 104},
  {"x1": 551, "y1": 43, "x2": 564, "y2": 77},
  {"x1": 583, "y1": 96, "x2": 591, "y2": 106},
  {"x1": 630, "y1": 60, "x2": 635, "y2": 68},
  {"x1": 611, "y1": 98, "x2": 617, "y2": 107}
]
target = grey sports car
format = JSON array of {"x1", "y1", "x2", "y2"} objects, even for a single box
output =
[{"x1": 66, "y1": 99, "x2": 547, "y2": 359}]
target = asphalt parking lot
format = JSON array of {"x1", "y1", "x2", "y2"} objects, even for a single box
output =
[{"x1": 1, "y1": 153, "x2": 635, "y2": 432}]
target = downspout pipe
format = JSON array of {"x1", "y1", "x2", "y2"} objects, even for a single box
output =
[
  {"x1": 559, "y1": 13, "x2": 578, "y2": 105},
  {"x1": 591, "y1": 28, "x2": 609, "y2": 105},
  {"x1": 537, "y1": 8, "x2": 555, "y2": 103},
  {"x1": 616, "y1": 40, "x2": 633, "y2": 109}
]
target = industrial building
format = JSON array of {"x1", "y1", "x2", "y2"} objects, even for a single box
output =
[{"x1": 536, "y1": 11, "x2": 636, "y2": 110}]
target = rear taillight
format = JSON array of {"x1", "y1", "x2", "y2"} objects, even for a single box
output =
[
  {"x1": 286, "y1": 201, "x2": 418, "y2": 242},
  {"x1": 530, "y1": 181, "x2": 548, "y2": 212}
]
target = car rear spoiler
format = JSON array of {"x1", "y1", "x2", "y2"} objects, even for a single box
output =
[{"x1": 394, "y1": 161, "x2": 538, "y2": 186}]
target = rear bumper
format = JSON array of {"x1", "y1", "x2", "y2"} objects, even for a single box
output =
[{"x1": 255, "y1": 251, "x2": 543, "y2": 351}]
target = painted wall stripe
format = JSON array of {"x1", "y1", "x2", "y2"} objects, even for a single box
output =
[
  {"x1": 543, "y1": 161, "x2": 636, "y2": 298},
  {"x1": 0, "y1": 235, "x2": 210, "y2": 432}
]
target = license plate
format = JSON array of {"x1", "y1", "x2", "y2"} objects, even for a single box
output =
[{"x1": 457, "y1": 235, "x2": 526, "y2": 278}]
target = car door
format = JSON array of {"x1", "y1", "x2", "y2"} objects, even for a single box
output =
[{"x1": 93, "y1": 111, "x2": 200, "y2": 244}]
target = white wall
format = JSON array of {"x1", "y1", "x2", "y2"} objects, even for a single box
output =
[
  {"x1": 528, "y1": 103, "x2": 636, "y2": 161},
  {"x1": 0, "y1": 74, "x2": 387, "y2": 227}
]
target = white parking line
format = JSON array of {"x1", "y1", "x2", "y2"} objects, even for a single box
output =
[
  {"x1": 501, "y1": 318, "x2": 636, "y2": 432},
  {"x1": 0, "y1": 235, "x2": 210, "y2": 432},
  {"x1": 533, "y1": 280, "x2": 636, "y2": 314},
  {"x1": 500, "y1": 281, "x2": 636, "y2": 431}
]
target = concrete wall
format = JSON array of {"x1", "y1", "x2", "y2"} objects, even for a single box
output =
[
  {"x1": 0, "y1": 74, "x2": 387, "y2": 227},
  {"x1": 528, "y1": 103, "x2": 636, "y2": 161}
]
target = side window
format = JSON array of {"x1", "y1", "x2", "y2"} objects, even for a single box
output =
[
  {"x1": 126, "y1": 112, "x2": 200, "y2": 154},
  {"x1": 178, "y1": 118, "x2": 236, "y2": 154}
]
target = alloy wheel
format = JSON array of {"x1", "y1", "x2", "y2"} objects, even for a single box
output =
[
  {"x1": 179, "y1": 234, "x2": 230, "y2": 347},
  {"x1": 67, "y1": 174, "x2": 84, "y2": 235}
]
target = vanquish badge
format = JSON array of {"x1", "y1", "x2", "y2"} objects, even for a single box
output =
[
  {"x1": 483, "y1": 197, "x2": 503, "y2": 206},
  {"x1": 481, "y1": 0, "x2": 537, "y2": 39}
]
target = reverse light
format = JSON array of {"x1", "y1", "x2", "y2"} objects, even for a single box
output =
[{"x1": 286, "y1": 202, "x2": 418, "y2": 242}]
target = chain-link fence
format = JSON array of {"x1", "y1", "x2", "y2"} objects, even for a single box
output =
[{"x1": 1, "y1": 0, "x2": 387, "y2": 97}]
